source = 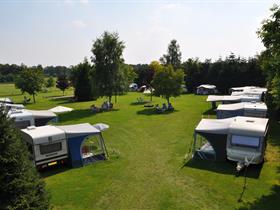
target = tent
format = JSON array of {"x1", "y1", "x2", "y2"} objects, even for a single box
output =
[
  {"x1": 196, "y1": 84, "x2": 218, "y2": 95},
  {"x1": 57, "y1": 123, "x2": 109, "y2": 168},
  {"x1": 8, "y1": 109, "x2": 57, "y2": 128},
  {"x1": 49, "y1": 106, "x2": 73, "y2": 114},
  {"x1": 217, "y1": 102, "x2": 267, "y2": 119},
  {"x1": 192, "y1": 116, "x2": 269, "y2": 165},
  {"x1": 21, "y1": 123, "x2": 109, "y2": 168}
]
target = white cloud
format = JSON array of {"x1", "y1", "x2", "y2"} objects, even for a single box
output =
[{"x1": 71, "y1": 20, "x2": 87, "y2": 29}]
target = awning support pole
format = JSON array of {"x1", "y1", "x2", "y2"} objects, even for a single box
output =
[{"x1": 100, "y1": 133, "x2": 109, "y2": 158}]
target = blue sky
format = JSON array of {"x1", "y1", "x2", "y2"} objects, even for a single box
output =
[{"x1": 0, "y1": 0, "x2": 279, "y2": 66}]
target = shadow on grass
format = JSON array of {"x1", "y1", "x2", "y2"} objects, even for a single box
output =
[
  {"x1": 238, "y1": 171, "x2": 280, "y2": 210},
  {"x1": 40, "y1": 165, "x2": 70, "y2": 178},
  {"x1": 202, "y1": 108, "x2": 216, "y2": 116},
  {"x1": 136, "y1": 108, "x2": 178, "y2": 116},
  {"x1": 59, "y1": 108, "x2": 119, "y2": 122},
  {"x1": 130, "y1": 101, "x2": 150, "y2": 106},
  {"x1": 184, "y1": 159, "x2": 263, "y2": 179}
]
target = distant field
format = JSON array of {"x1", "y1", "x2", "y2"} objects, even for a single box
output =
[{"x1": 1, "y1": 83, "x2": 279, "y2": 210}]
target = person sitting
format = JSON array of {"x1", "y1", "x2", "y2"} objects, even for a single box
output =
[
  {"x1": 101, "y1": 101, "x2": 108, "y2": 110},
  {"x1": 90, "y1": 104, "x2": 100, "y2": 113},
  {"x1": 155, "y1": 104, "x2": 163, "y2": 113},
  {"x1": 167, "y1": 102, "x2": 174, "y2": 111},
  {"x1": 162, "y1": 103, "x2": 167, "y2": 111}
]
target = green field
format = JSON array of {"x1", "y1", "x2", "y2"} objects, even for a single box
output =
[{"x1": 1, "y1": 83, "x2": 279, "y2": 210}]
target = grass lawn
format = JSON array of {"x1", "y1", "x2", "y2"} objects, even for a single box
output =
[{"x1": 1, "y1": 83, "x2": 280, "y2": 210}]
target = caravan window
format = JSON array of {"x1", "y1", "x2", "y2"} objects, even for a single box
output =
[
  {"x1": 15, "y1": 120, "x2": 31, "y2": 129},
  {"x1": 40, "y1": 142, "x2": 62, "y2": 155},
  {"x1": 231, "y1": 135, "x2": 260, "y2": 148}
]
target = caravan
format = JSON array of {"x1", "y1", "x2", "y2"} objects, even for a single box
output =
[
  {"x1": 21, "y1": 123, "x2": 109, "y2": 169},
  {"x1": 192, "y1": 116, "x2": 269, "y2": 170}
]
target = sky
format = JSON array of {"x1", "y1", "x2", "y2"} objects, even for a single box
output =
[{"x1": 0, "y1": 0, "x2": 279, "y2": 67}]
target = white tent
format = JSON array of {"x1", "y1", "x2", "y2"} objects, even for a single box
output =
[
  {"x1": 49, "y1": 106, "x2": 73, "y2": 114},
  {"x1": 196, "y1": 84, "x2": 218, "y2": 95}
]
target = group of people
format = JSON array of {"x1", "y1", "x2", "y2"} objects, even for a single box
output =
[
  {"x1": 155, "y1": 103, "x2": 174, "y2": 113},
  {"x1": 91, "y1": 101, "x2": 113, "y2": 113}
]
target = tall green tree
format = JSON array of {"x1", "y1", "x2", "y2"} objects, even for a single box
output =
[
  {"x1": 152, "y1": 65, "x2": 184, "y2": 103},
  {"x1": 0, "y1": 109, "x2": 50, "y2": 209},
  {"x1": 160, "y1": 39, "x2": 182, "y2": 70},
  {"x1": 258, "y1": 5, "x2": 280, "y2": 110},
  {"x1": 91, "y1": 31, "x2": 125, "y2": 103},
  {"x1": 46, "y1": 76, "x2": 55, "y2": 88},
  {"x1": 56, "y1": 74, "x2": 70, "y2": 95},
  {"x1": 113, "y1": 64, "x2": 136, "y2": 102},
  {"x1": 71, "y1": 59, "x2": 94, "y2": 101},
  {"x1": 15, "y1": 67, "x2": 44, "y2": 103}
]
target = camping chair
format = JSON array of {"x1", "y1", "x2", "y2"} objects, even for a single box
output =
[{"x1": 167, "y1": 103, "x2": 174, "y2": 111}]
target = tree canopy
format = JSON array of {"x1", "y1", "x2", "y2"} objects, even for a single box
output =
[
  {"x1": 0, "y1": 109, "x2": 50, "y2": 209},
  {"x1": 258, "y1": 5, "x2": 280, "y2": 111},
  {"x1": 56, "y1": 74, "x2": 70, "y2": 95},
  {"x1": 15, "y1": 67, "x2": 45, "y2": 103},
  {"x1": 71, "y1": 59, "x2": 95, "y2": 101},
  {"x1": 152, "y1": 65, "x2": 184, "y2": 103},
  {"x1": 160, "y1": 39, "x2": 182, "y2": 70},
  {"x1": 91, "y1": 31, "x2": 125, "y2": 103}
]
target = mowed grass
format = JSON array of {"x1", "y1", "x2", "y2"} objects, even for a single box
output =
[{"x1": 1, "y1": 83, "x2": 280, "y2": 210}]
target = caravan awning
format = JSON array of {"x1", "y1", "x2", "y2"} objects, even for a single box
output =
[
  {"x1": 57, "y1": 123, "x2": 101, "y2": 138},
  {"x1": 49, "y1": 106, "x2": 73, "y2": 114},
  {"x1": 27, "y1": 110, "x2": 57, "y2": 119},
  {"x1": 195, "y1": 118, "x2": 233, "y2": 134}
]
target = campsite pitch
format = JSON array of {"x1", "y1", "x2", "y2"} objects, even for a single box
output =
[{"x1": 1, "y1": 83, "x2": 280, "y2": 210}]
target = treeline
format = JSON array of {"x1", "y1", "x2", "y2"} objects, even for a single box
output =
[{"x1": 0, "y1": 64, "x2": 71, "y2": 82}]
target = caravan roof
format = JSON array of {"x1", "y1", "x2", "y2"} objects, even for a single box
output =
[
  {"x1": 21, "y1": 123, "x2": 102, "y2": 144},
  {"x1": 195, "y1": 116, "x2": 268, "y2": 137},
  {"x1": 217, "y1": 102, "x2": 267, "y2": 111},
  {"x1": 21, "y1": 125, "x2": 66, "y2": 145},
  {"x1": 207, "y1": 95, "x2": 261, "y2": 103},
  {"x1": 27, "y1": 109, "x2": 57, "y2": 119}
]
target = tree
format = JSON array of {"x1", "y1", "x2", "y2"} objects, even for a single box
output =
[
  {"x1": 56, "y1": 74, "x2": 70, "y2": 95},
  {"x1": 160, "y1": 39, "x2": 182, "y2": 70},
  {"x1": 71, "y1": 59, "x2": 94, "y2": 101},
  {"x1": 0, "y1": 109, "x2": 50, "y2": 209},
  {"x1": 46, "y1": 76, "x2": 55, "y2": 88},
  {"x1": 15, "y1": 67, "x2": 44, "y2": 103},
  {"x1": 113, "y1": 64, "x2": 137, "y2": 102},
  {"x1": 258, "y1": 5, "x2": 280, "y2": 111},
  {"x1": 152, "y1": 65, "x2": 184, "y2": 103},
  {"x1": 91, "y1": 31, "x2": 125, "y2": 103}
]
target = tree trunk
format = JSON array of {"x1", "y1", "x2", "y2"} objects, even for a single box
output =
[
  {"x1": 109, "y1": 96, "x2": 112, "y2": 103},
  {"x1": 32, "y1": 94, "x2": 36, "y2": 103},
  {"x1": 63, "y1": 90, "x2": 65, "y2": 96},
  {"x1": 167, "y1": 97, "x2": 169, "y2": 104},
  {"x1": 150, "y1": 88, "x2": 153, "y2": 102}
]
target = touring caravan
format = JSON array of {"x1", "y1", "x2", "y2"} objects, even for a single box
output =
[
  {"x1": 21, "y1": 123, "x2": 109, "y2": 169},
  {"x1": 192, "y1": 116, "x2": 269, "y2": 171},
  {"x1": 216, "y1": 102, "x2": 267, "y2": 119},
  {"x1": 8, "y1": 109, "x2": 57, "y2": 128},
  {"x1": 21, "y1": 125, "x2": 68, "y2": 168}
]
